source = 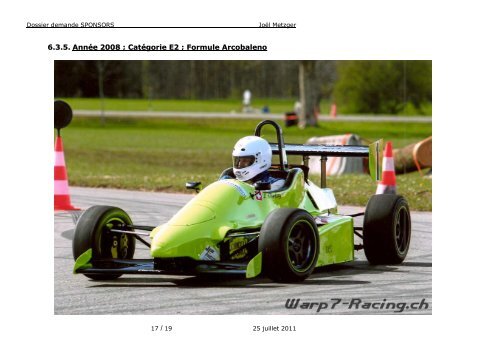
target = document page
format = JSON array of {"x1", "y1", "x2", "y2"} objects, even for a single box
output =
[{"x1": 3, "y1": 0, "x2": 498, "y2": 351}]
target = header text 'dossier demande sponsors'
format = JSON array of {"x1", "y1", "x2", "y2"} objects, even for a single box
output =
[{"x1": 27, "y1": 21, "x2": 296, "y2": 28}]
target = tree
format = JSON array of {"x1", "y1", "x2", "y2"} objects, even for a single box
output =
[
  {"x1": 298, "y1": 61, "x2": 320, "y2": 127},
  {"x1": 333, "y1": 61, "x2": 432, "y2": 115}
]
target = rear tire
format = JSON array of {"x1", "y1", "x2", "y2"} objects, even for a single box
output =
[
  {"x1": 73, "y1": 206, "x2": 136, "y2": 280},
  {"x1": 259, "y1": 208, "x2": 319, "y2": 282},
  {"x1": 363, "y1": 194, "x2": 411, "y2": 264}
]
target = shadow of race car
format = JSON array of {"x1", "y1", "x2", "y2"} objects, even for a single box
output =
[{"x1": 73, "y1": 120, "x2": 411, "y2": 282}]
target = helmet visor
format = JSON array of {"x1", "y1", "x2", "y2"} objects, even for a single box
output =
[{"x1": 233, "y1": 156, "x2": 255, "y2": 169}]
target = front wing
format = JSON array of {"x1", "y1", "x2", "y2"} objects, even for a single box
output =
[{"x1": 73, "y1": 249, "x2": 262, "y2": 278}]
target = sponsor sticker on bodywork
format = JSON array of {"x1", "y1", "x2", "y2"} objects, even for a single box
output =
[
  {"x1": 229, "y1": 238, "x2": 248, "y2": 259},
  {"x1": 200, "y1": 246, "x2": 220, "y2": 261}
]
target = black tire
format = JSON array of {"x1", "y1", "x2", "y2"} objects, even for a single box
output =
[
  {"x1": 363, "y1": 194, "x2": 411, "y2": 264},
  {"x1": 259, "y1": 208, "x2": 319, "y2": 282},
  {"x1": 73, "y1": 205, "x2": 136, "y2": 280}
]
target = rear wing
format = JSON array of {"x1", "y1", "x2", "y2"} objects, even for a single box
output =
[
  {"x1": 255, "y1": 120, "x2": 382, "y2": 188},
  {"x1": 269, "y1": 142, "x2": 383, "y2": 186}
]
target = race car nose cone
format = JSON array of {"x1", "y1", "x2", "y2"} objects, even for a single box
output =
[{"x1": 168, "y1": 204, "x2": 216, "y2": 226}]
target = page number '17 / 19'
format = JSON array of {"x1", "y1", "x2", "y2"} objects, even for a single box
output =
[{"x1": 151, "y1": 325, "x2": 173, "y2": 332}]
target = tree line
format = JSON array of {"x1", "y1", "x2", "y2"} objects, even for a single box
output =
[{"x1": 54, "y1": 60, "x2": 431, "y2": 115}]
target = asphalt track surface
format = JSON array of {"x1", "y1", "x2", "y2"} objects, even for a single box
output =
[{"x1": 54, "y1": 187, "x2": 432, "y2": 315}]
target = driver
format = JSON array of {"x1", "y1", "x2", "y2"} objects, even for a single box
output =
[{"x1": 229, "y1": 136, "x2": 285, "y2": 191}]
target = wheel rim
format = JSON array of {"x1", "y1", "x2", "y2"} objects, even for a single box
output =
[
  {"x1": 98, "y1": 218, "x2": 131, "y2": 259},
  {"x1": 286, "y1": 220, "x2": 317, "y2": 272},
  {"x1": 395, "y1": 207, "x2": 410, "y2": 253}
]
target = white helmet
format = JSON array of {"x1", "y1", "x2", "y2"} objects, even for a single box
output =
[{"x1": 232, "y1": 136, "x2": 272, "y2": 181}]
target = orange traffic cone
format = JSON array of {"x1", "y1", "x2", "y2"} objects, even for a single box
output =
[
  {"x1": 376, "y1": 141, "x2": 397, "y2": 194},
  {"x1": 54, "y1": 136, "x2": 79, "y2": 211}
]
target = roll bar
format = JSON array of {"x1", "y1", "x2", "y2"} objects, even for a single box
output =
[{"x1": 254, "y1": 120, "x2": 288, "y2": 171}]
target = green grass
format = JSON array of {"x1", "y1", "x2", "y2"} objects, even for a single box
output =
[
  {"x1": 321, "y1": 174, "x2": 431, "y2": 211},
  {"x1": 60, "y1": 97, "x2": 312, "y2": 114},
  {"x1": 60, "y1": 117, "x2": 432, "y2": 211}
]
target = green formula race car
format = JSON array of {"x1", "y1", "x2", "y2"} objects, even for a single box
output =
[{"x1": 73, "y1": 120, "x2": 411, "y2": 282}]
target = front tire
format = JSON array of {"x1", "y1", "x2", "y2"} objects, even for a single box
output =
[
  {"x1": 363, "y1": 194, "x2": 411, "y2": 264},
  {"x1": 73, "y1": 205, "x2": 136, "y2": 280},
  {"x1": 259, "y1": 208, "x2": 319, "y2": 282}
]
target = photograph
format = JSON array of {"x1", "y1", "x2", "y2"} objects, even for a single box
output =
[{"x1": 53, "y1": 60, "x2": 432, "y2": 315}]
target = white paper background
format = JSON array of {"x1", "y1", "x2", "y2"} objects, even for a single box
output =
[{"x1": 2, "y1": 0, "x2": 499, "y2": 351}]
